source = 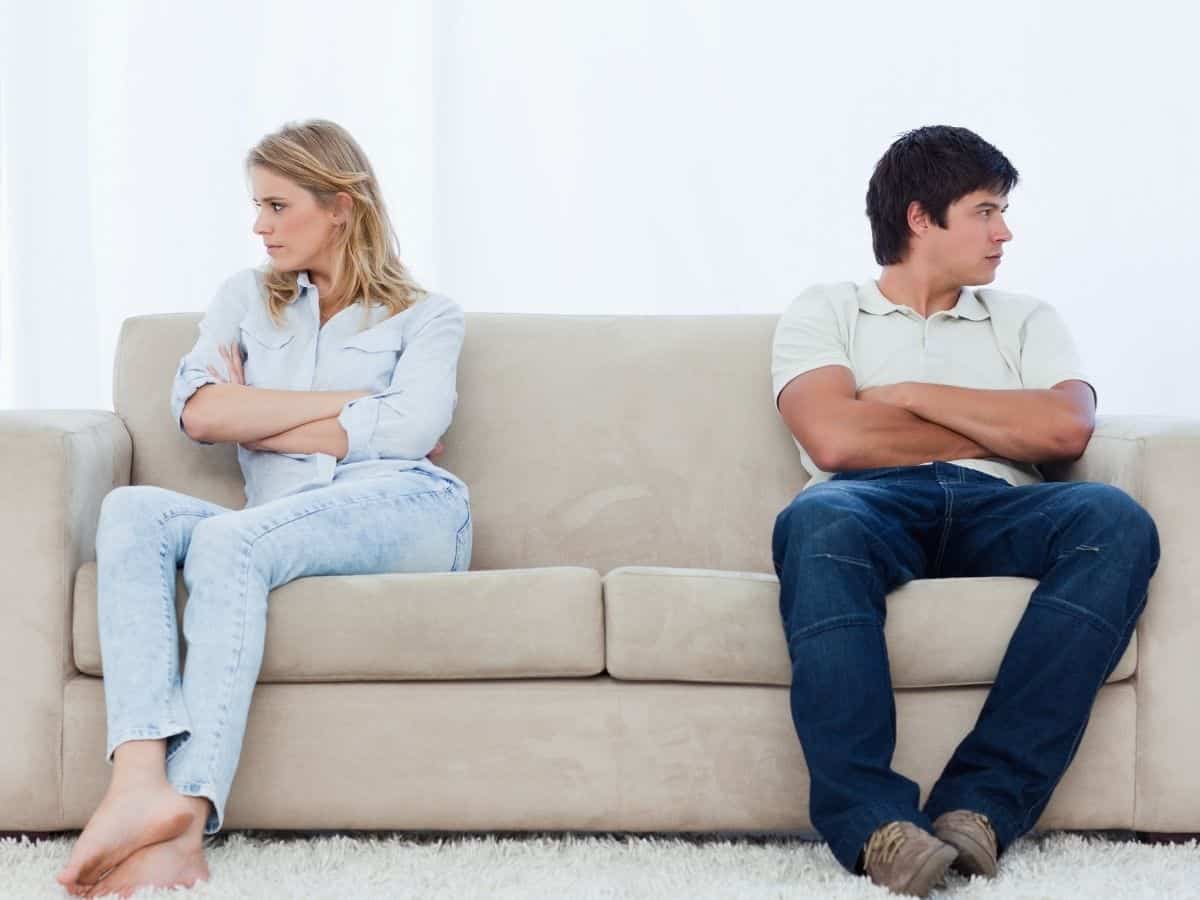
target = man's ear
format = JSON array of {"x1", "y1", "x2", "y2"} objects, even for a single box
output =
[{"x1": 906, "y1": 200, "x2": 930, "y2": 238}]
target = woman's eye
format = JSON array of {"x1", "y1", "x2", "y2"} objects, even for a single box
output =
[{"x1": 271, "y1": 203, "x2": 285, "y2": 213}]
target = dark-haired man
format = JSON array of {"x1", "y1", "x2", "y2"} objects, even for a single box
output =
[{"x1": 771, "y1": 126, "x2": 1159, "y2": 897}]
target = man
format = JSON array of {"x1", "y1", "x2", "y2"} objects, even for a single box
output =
[{"x1": 770, "y1": 125, "x2": 1159, "y2": 897}]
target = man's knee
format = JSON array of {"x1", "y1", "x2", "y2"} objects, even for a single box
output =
[
  {"x1": 1064, "y1": 483, "x2": 1159, "y2": 565},
  {"x1": 1052, "y1": 484, "x2": 1159, "y2": 627},
  {"x1": 774, "y1": 486, "x2": 886, "y2": 631},
  {"x1": 774, "y1": 485, "x2": 876, "y2": 561}
]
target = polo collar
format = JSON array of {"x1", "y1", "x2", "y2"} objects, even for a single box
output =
[{"x1": 858, "y1": 280, "x2": 990, "y2": 321}]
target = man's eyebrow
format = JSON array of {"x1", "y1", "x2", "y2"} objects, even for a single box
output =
[{"x1": 975, "y1": 201, "x2": 1010, "y2": 212}]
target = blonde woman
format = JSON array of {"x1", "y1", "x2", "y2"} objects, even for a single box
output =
[{"x1": 57, "y1": 120, "x2": 471, "y2": 897}]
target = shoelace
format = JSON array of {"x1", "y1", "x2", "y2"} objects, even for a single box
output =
[
  {"x1": 964, "y1": 811, "x2": 997, "y2": 847},
  {"x1": 863, "y1": 822, "x2": 907, "y2": 868}
]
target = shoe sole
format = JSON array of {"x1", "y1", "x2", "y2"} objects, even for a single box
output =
[
  {"x1": 901, "y1": 843, "x2": 959, "y2": 897},
  {"x1": 937, "y1": 827, "x2": 998, "y2": 878}
]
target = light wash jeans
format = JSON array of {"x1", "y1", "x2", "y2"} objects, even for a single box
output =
[{"x1": 96, "y1": 469, "x2": 471, "y2": 834}]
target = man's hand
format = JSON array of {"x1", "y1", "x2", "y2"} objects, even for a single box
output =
[{"x1": 860, "y1": 380, "x2": 1094, "y2": 463}]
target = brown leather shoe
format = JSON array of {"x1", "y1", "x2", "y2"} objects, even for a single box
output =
[
  {"x1": 862, "y1": 821, "x2": 958, "y2": 897},
  {"x1": 932, "y1": 810, "x2": 998, "y2": 878}
]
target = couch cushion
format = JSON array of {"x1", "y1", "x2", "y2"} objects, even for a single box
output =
[
  {"x1": 604, "y1": 567, "x2": 1137, "y2": 688},
  {"x1": 73, "y1": 563, "x2": 603, "y2": 681}
]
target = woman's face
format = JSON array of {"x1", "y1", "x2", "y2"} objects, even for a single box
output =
[{"x1": 250, "y1": 165, "x2": 342, "y2": 275}]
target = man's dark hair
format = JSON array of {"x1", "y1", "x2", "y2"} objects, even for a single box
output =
[{"x1": 866, "y1": 125, "x2": 1019, "y2": 265}]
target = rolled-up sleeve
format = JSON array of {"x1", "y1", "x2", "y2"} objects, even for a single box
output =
[
  {"x1": 169, "y1": 271, "x2": 253, "y2": 445},
  {"x1": 337, "y1": 297, "x2": 465, "y2": 463}
]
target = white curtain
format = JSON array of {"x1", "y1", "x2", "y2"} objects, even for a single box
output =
[
  {"x1": 4, "y1": 0, "x2": 1199, "y2": 415},
  {"x1": 1, "y1": 0, "x2": 434, "y2": 410}
]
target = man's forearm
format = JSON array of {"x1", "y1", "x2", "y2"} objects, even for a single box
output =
[
  {"x1": 819, "y1": 399, "x2": 992, "y2": 471},
  {"x1": 182, "y1": 384, "x2": 370, "y2": 444},
  {"x1": 249, "y1": 416, "x2": 349, "y2": 459},
  {"x1": 901, "y1": 383, "x2": 1093, "y2": 463}
]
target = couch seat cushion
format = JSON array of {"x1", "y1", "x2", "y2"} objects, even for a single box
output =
[
  {"x1": 604, "y1": 567, "x2": 1136, "y2": 688},
  {"x1": 74, "y1": 563, "x2": 602, "y2": 681}
]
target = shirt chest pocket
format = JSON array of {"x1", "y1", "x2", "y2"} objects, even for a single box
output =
[
  {"x1": 240, "y1": 324, "x2": 296, "y2": 389},
  {"x1": 339, "y1": 326, "x2": 405, "y2": 392}
]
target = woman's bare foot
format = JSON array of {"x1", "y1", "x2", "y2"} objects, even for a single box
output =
[
  {"x1": 56, "y1": 772, "x2": 195, "y2": 893},
  {"x1": 84, "y1": 823, "x2": 209, "y2": 899}
]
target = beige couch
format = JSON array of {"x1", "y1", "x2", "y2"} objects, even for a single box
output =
[{"x1": 3, "y1": 312, "x2": 1199, "y2": 837}]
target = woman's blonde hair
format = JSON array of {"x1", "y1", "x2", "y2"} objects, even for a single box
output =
[{"x1": 247, "y1": 119, "x2": 423, "y2": 325}]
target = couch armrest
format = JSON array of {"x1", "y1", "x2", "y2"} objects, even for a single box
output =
[
  {"x1": 1047, "y1": 414, "x2": 1200, "y2": 832},
  {"x1": 0, "y1": 411, "x2": 131, "y2": 830}
]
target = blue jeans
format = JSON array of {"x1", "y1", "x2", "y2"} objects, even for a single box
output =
[
  {"x1": 96, "y1": 469, "x2": 472, "y2": 834},
  {"x1": 771, "y1": 462, "x2": 1159, "y2": 872}
]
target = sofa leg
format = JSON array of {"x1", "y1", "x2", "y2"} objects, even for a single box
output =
[{"x1": 1135, "y1": 831, "x2": 1200, "y2": 844}]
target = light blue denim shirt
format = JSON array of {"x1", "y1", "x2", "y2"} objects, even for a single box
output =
[{"x1": 171, "y1": 268, "x2": 466, "y2": 508}]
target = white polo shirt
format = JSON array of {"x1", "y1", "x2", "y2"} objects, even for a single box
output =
[{"x1": 771, "y1": 280, "x2": 1091, "y2": 488}]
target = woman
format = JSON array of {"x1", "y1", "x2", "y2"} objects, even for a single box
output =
[{"x1": 57, "y1": 120, "x2": 471, "y2": 897}]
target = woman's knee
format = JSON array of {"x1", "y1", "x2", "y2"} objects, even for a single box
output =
[
  {"x1": 98, "y1": 484, "x2": 175, "y2": 529},
  {"x1": 186, "y1": 514, "x2": 249, "y2": 563}
]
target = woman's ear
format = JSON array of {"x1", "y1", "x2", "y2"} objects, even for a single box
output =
[{"x1": 333, "y1": 191, "x2": 353, "y2": 226}]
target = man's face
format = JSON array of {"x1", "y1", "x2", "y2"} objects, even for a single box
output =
[{"x1": 922, "y1": 189, "x2": 1013, "y2": 286}]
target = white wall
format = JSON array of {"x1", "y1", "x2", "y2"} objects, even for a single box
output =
[
  {"x1": 3, "y1": 1, "x2": 1197, "y2": 415},
  {"x1": 1, "y1": 0, "x2": 434, "y2": 409},
  {"x1": 433, "y1": 0, "x2": 1199, "y2": 416}
]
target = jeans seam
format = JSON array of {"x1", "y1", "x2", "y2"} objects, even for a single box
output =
[
  {"x1": 1011, "y1": 587, "x2": 1149, "y2": 839},
  {"x1": 155, "y1": 510, "x2": 208, "y2": 714},
  {"x1": 1030, "y1": 594, "x2": 1123, "y2": 643},
  {"x1": 788, "y1": 614, "x2": 878, "y2": 643},
  {"x1": 933, "y1": 482, "x2": 954, "y2": 574},
  {"x1": 804, "y1": 552, "x2": 874, "y2": 570},
  {"x1": 452, "y1": 509, "x2": 472, "y2": 572}
]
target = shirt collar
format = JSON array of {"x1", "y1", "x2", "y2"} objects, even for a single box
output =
[
  {"x1": 858, "y1": 280, "x2": 990, "y2": 321},
  {"x1": 295, "y1": 270, "x2": 314, "y2": 291}
]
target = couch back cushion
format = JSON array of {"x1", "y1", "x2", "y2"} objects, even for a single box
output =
[{"x1": 114, "y1": 311, "x2": 809, "y2": 573}]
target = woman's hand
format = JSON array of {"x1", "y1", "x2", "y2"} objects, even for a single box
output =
[
  {"x1": 207, "y1": 342, "x2": 246, "y2": 387},
  {"x1": 206, "y1": 343, "x2": 269, "y2": 449},
  {"x1": 205, "y1": 346, "x2": 448, "y2": 460}
]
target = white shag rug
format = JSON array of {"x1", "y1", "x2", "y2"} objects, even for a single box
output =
[{"x1": 2, "y1": 831, "x2": 1198, "y2": 899}]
